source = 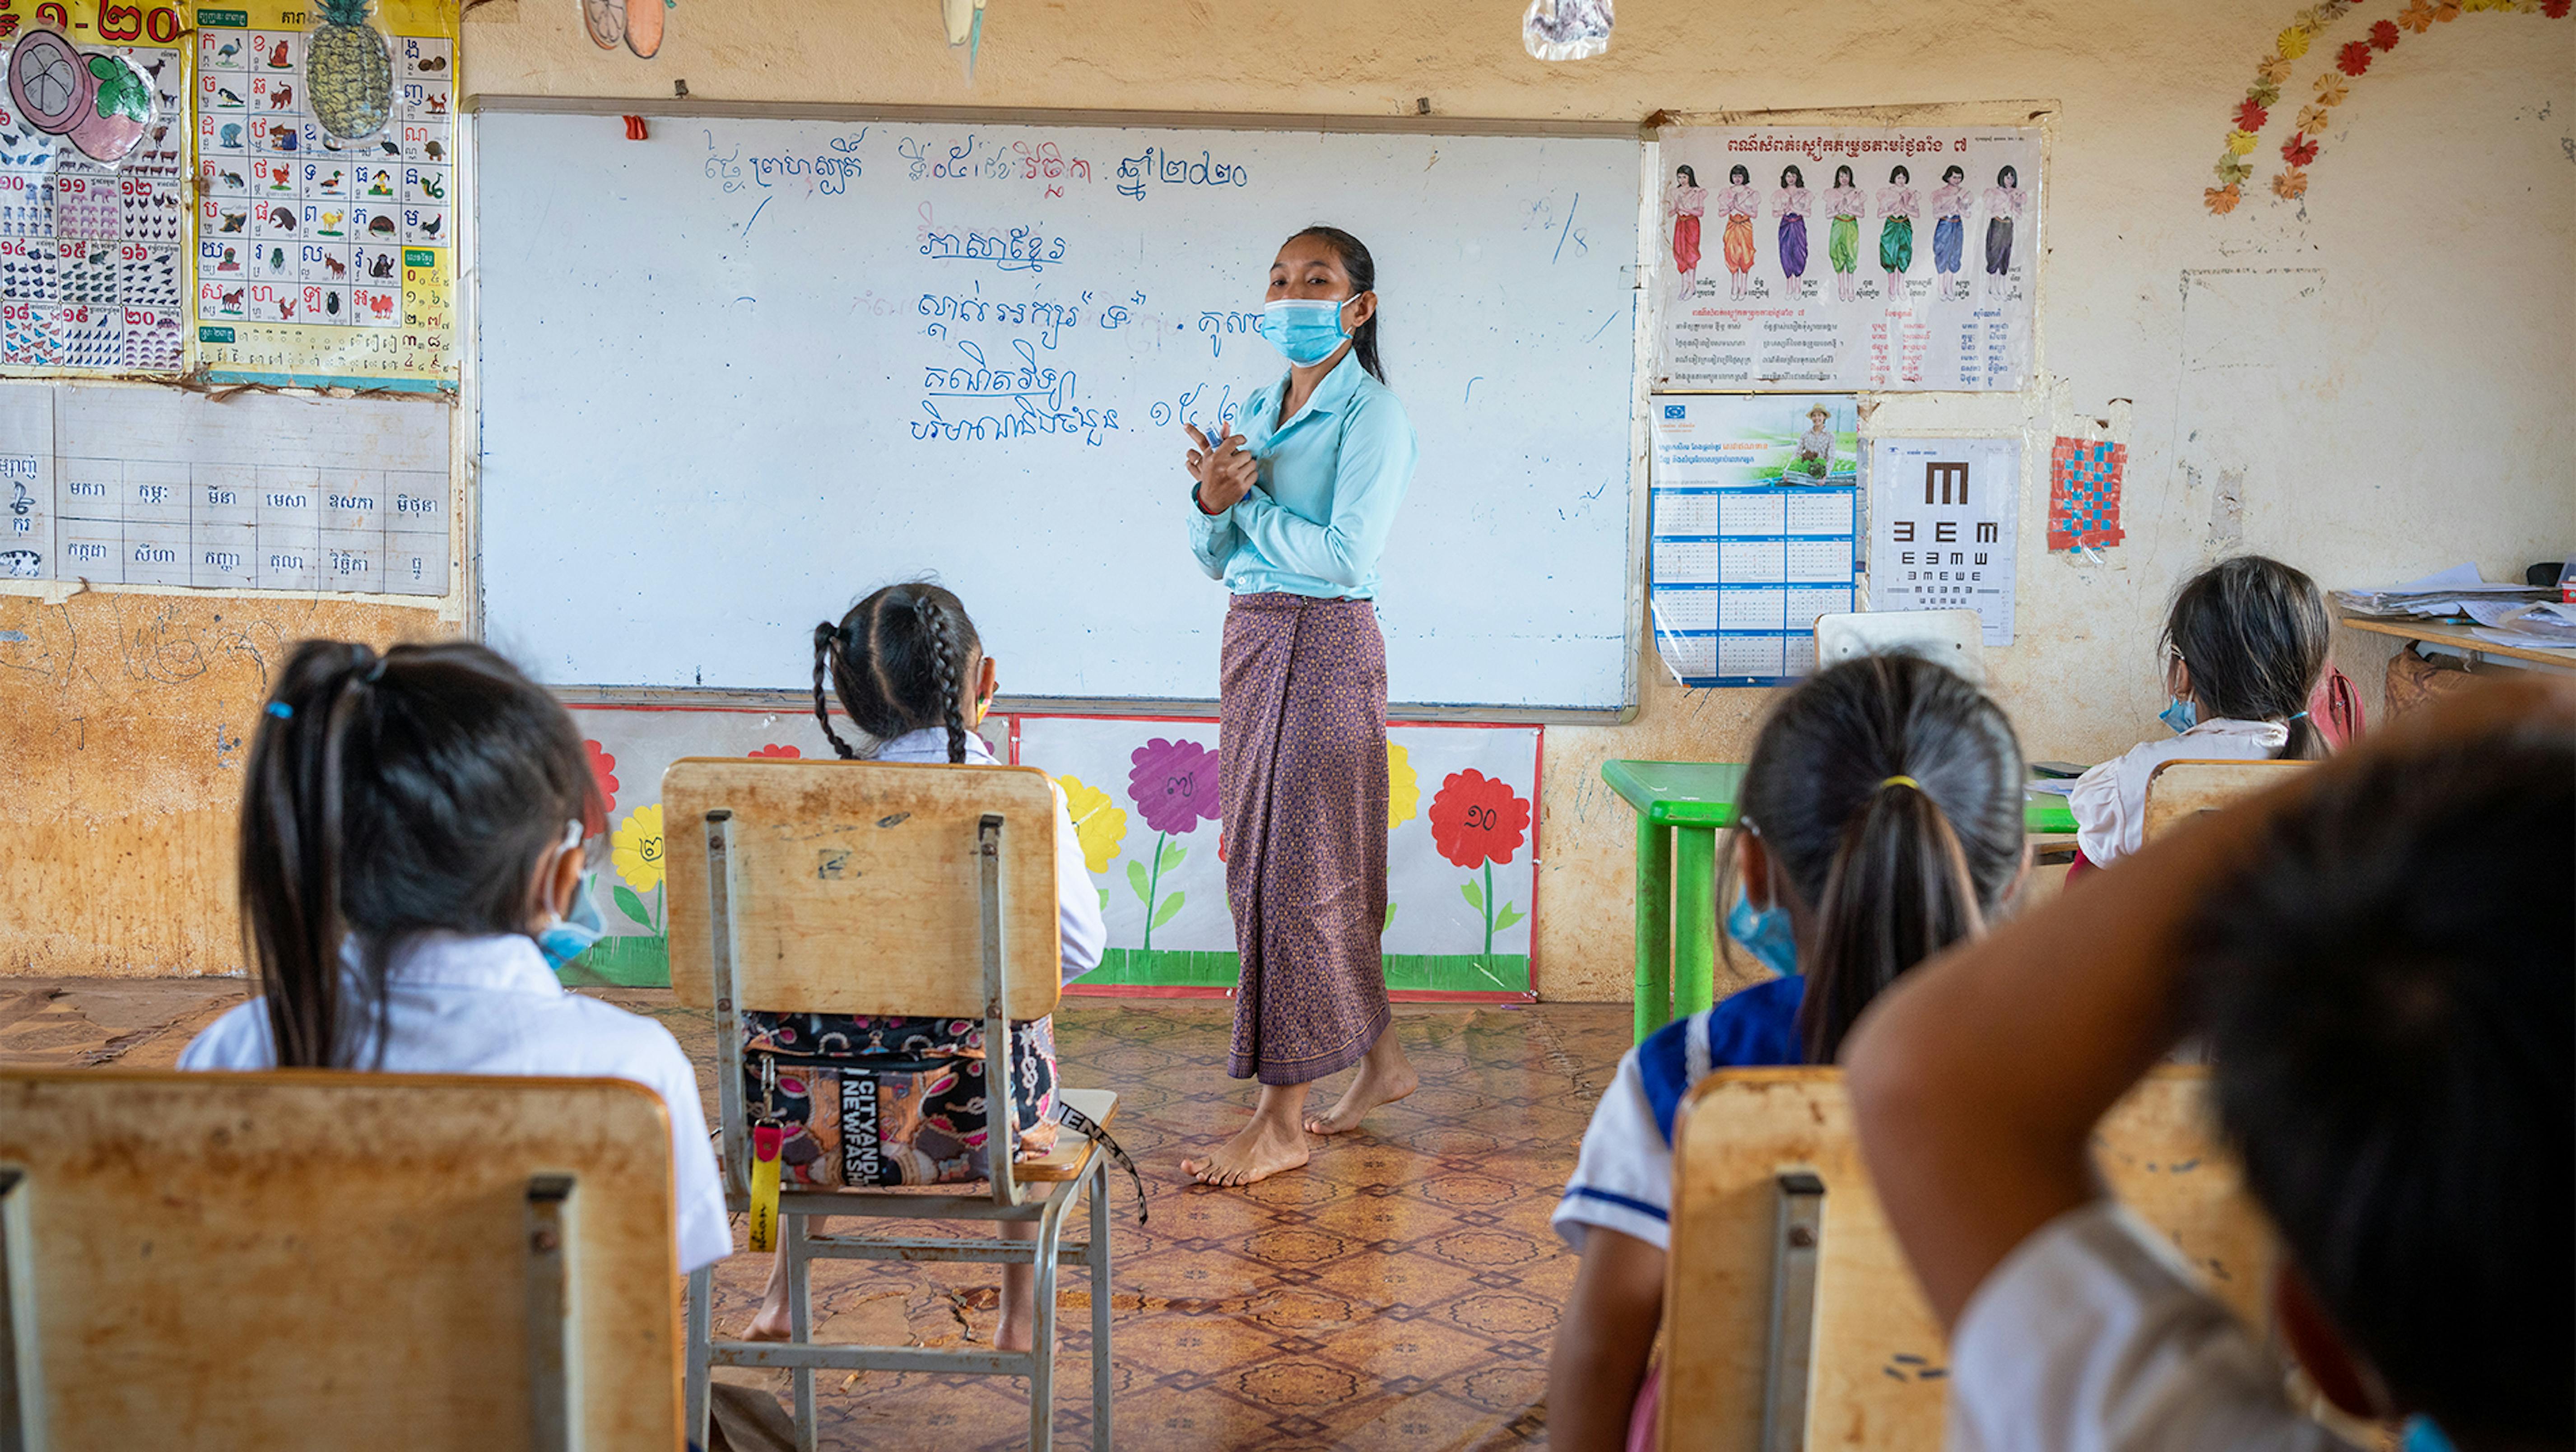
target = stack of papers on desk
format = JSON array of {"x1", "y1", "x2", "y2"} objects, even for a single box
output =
[
  {"x1": 2333, "y1": 563, "x2": 2553, "y2": 619},
  {"x1": 2464, "y1": 600, "x2": 2576, "y2": 653}
]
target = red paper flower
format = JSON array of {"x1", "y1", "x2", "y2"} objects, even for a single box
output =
[
  {"x1": 2234, "y1": 98, "x2": 2269, "y2": 131},
  {"x1": 2335, "y1": 40, "x2": 2372, "y2": 74},
  {"x1": 749, "y1": 743, "x2": 801, "y2": 759},
  {"x1": 2282, "y1": 132, "x2": 2320, "y2": 167},
  {"x1": 1428, "y1": 769, "x2": 1531, "y2": 870},
  {"x1": 2547, "y1": 0, "x2": 2569, "y2": 19},
  {"x1": 583, "y1": 739, "x2": 619, "y2": 822},
  {"x1": 2368, "y1": 18, "x2": 2400, "y2": 47}
]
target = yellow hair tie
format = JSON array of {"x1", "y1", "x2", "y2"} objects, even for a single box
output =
[{"x1": 1879, "y1": 775, "x2": 1922, "y2": 791}]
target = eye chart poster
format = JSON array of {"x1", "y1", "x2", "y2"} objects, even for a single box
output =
[
  {"x1": 1650, "y1": 393, "x2": 1861, "y2": 687},
  {"x1": 0, "y1": 9, "x2": 189, "y2": 376},
  {"x1": 191, "y1": 0, "x2": 457, "y2": 391},
  {"x1": 1865, "y1": 435, "x2": 2021, "y2": 646},
  {"x1": 1653, "y1": 125, "x2": 2039, "y2": 392}
]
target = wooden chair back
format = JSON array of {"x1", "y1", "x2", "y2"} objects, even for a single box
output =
[
  {"x1": 0, "y1": 1070, "x2": 680, "y2": 1451},
  {"x1": 663, "y1": 757, "x2": 1065, "y2": 1022},
  {"x1": 1811, "y1": 610, "x2": 1986, "y2": 686},
  {"x1": 2142, "y1": 758, "x2": 2311, "y2": 843},
  {"x1": 1660, "y1": 1066, "x2": 2271, "y2": 1451}
]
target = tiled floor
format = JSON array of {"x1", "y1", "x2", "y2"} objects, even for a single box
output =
[{"x1": 3, "y1": 978, "x2": 1630, "y2": 1451}]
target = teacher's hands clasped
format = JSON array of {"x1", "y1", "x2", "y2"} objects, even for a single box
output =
[{"x1": 1186, "y1": 424, "x2": 1257, "y2": 513}]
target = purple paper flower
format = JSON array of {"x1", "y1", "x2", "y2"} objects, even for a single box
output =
[{"x1": 1127, "y1": 737, "x2": 1221, "y2": 836}]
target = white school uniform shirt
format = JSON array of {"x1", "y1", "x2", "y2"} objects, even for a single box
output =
[
  {"x1": 1948, "y1": 1199, "x2": 2356, "y2": 1452},
  {"x1": 2069, "y1": 719, "x2": 2289, "y2": 866},
  {"x1": 869, "y1": 726, "x2": 1107, "y2": 981},
  {"x1": 179, "y1": 932, "x2": 735, "y2": 1275}
]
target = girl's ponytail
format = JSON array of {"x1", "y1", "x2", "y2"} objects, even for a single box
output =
[
  {"x1": 916, "y1": 592, "x2": 970, "y2": 765},
  {"x1": 1797, "y1": 780, "x2": 1985, "y2": 1063},
  {"x1": 241, "y1": 644, "x2": 388, "y2": 1067},
  {"x1": 812, "y1": 622, "x2": 859, "y2": 760}
]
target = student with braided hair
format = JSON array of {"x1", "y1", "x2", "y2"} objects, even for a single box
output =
[{"x1": 737, "y1": 580, "x2": 1104, "y2": 1350}]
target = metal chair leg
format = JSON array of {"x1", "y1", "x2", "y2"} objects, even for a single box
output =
[
  {"x1": 787, "y1": 1211, "x2": 817, "y2": 1452},
  {"x1": 684, "y1": 1264, "x2": 714, "y2": 1449},
  {"x1": 1088, "y1": 1155, "x2": 1114, "y2": 1451},
  {"x1": 1028, "y1": 1190, "x2": 1069, "y2": 1452}
]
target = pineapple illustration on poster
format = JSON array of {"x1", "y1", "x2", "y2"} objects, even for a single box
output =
[{"x1": 188, "y1": 0, "x2": 456, "y2": 391}]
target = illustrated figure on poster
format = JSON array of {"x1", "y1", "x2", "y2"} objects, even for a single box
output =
[
  {"x1": 1665, "y1": 164, "x2": 1706, "y2": 304},
  {"x1": 1180, "y1": 225, "x2": 1422, "y2": 1187},
  {"x1": 1823, "y1": 163, "x2": 1865, "y2": 302},
  {"x1": 1794, "y1": 402, "x2": 1835, "y2": 480},
  {"x1": 1714, "y1": 163, "x2": 1762, "y2": 300},
  {"x1": 1876, "y1": 163, "x2": 1918, "y2": 301},
  {"x1": 1773, "y1": 164, "x2": 1811, "y2": 286},
  {"x1": 1983, "y1": 163, "x2": 2025, "y2": 300},
  {"x1": 1929, "y1": 163, "x2": 1971, "y2": 301}
]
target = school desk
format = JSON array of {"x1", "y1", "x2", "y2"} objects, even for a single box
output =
[{"x1": 1601, "y1": 759, "x2": 2081, "y2": 1042}]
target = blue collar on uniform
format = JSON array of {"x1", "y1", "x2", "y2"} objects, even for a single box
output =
[{"x1": 1247, "y1": 350, "x2": 1370, "y2": 448}]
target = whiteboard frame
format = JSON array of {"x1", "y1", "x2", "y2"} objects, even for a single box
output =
[{"x1": 461, "y1": 100, "x2": 1651, "y2": 723}]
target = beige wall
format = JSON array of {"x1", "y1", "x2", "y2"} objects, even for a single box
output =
[{"x1": 5, "y1": 1, "x2": 2567, "y2": 987}]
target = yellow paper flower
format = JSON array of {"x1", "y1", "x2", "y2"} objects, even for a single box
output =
[
  {"x1": 2296, "y1": 104, "x2": 2332, "y2": 132},
  {"x1": 2272, "y1": 169, "x2": 2310, "y2": 199},
  {"x1": 2205, "y1": 183, "x2": 2243, "y2": 214},
  {"x1": 2257, "y1": 56, "x2": 2293, "y2": 84},
  {"x1": 2276, "y1": 24, "x2": 2312, "y2": 56},
  {"x1": 2226, "y1": 129, "x2": 2259, "y2": 155},
  {"x1": 1055, "y1": 774, "x2": 1129, "y2": 874},
  {"x1": 2314, "y1": 73, "x2": 2349, "y2": 105},
  {"x1": 1387, "y1": 741, "x2": 1421, "y2": 829},
  {"x1": 611, "y1": 804, "x2": 665, "y2": 893}
]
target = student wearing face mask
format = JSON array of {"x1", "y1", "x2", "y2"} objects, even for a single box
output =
[
  {"x1": 179, "y1": 640, "x2": 730, "y2": 1278},
  {"x1": 1546, "y1": 656, "x2": 2029, "y2": 1452},
  {"x1": 1178, "y1": 225, "x2": 1421, "y2": 1189}
]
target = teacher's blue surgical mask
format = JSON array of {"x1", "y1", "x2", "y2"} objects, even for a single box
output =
[{"x1": 1257, "y1": 298, "x2": 1352, "y2": 366}]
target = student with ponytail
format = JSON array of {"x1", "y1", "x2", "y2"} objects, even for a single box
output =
[
  {"x1": 1545, "y1": 655, "x2": 2027, "y2": 1452},
  {"x1": 741, "y1": 580, "x2": 1105, "y2": 1351},
  {"x1": 179, "y1": 639, "x2": 731, "y2": 1275},
  {"x1": 2068, "y1": 554, "x2": 2331, "y2": 870}
]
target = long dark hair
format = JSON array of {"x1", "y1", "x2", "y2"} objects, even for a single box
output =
[
  {"x1": 2163, "y1": 555, "x2": 2330, "y2": 760},
  {"x1": 1716, "y1": 655, "x2": 2025, "y2": 1062},
  {"x1": 813, "y1": 580, "x2": 985, "y2": 763},
  {"x1": 1833, "y1": 164, "x2": 1855, "y2": 188},
  {"x1": 1673, "y1": 164, "x2": 1698, "y2": 187},
  {"x1": 1288, "y1": 224, "x2": 1385, "y2": 384},
  {"x1": 1780, "y1": 164, "x2": 1804, "y2": 188},
  {"x1": 240, "y1": 640, "x2": 600, "y2": 1068}
]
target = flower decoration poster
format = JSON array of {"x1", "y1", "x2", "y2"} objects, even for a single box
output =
[
  {"x1": 563, "y1": 704, "x2": 1541, "y2": 997},
  {"x1": 1653, "y1": 123, "x2": 2040, "y2": 391}
]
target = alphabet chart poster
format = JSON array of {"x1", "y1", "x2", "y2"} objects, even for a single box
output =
[
  {"x1": 190, "y1": 0, "x2": 456, "y2": 391},
  {"x1": 0, "y1": 379, "x2": 449, "y2": 592},
  {"x1": 1865, "y1": 435, "x2": 2022, "y2": 645},
  {"x1": 1649, "y1": 392, "x2": 1861, "y2": 686},
  {"x1": 1652, "y1": 124, "x2": 2040, "y2": 392},
  {"x1": 0, "y1": 5, "x2": 189, "y2": 377}
]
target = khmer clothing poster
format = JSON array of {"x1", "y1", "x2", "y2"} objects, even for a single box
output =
[{"x1": 1652, "y1": 125, "x2": 2040, "y2": 392}]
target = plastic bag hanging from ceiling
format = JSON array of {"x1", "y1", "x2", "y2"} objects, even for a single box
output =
[{"x1": 1523, "y1": 0, "x2": 1612, "y2": 61}]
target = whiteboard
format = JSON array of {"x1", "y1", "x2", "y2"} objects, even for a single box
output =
[{"x1": 475, "y1": 110, "x2": 1640, "y2": 710}]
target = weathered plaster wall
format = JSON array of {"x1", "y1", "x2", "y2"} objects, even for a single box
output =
[{"x1": 5, "y1": 0, "x2": 2565, "y2": 988}]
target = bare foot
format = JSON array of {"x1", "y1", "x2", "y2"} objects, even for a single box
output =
[
  {"x1": 743, "y1": 1299, "x2": 791, "y2": 1342},
  {"x1": 995, "y1": 1311, "x2": 1034, "y2": 1354},
  {"x1": 1303, "y1": 1056, "x2": 1418, "y2": 1136},
  {"x1": 1181, "y1": 1115, "x2": 1310, "y2": 1187}
]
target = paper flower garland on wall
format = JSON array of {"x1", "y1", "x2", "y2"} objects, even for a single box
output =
[
  {"x1": 2208, "y1": 0, "x2": 2567, "y2": 213},
  {"x1": 1524, "y1": 0, "x2": 1613, "y2": 60}
]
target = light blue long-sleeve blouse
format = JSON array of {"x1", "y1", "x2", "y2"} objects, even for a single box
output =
[{"x1": 1186, "y1": 351, "x2": 1418, "y2": 599}]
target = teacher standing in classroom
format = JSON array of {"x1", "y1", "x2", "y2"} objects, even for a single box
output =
[{"x1": 1177, "y1": 226, "x2": 1421, "y2": 1188}]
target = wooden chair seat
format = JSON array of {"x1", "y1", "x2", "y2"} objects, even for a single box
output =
[{"x1": 1020, "y1": 1088, "x2": 1119, "y2": 1182}]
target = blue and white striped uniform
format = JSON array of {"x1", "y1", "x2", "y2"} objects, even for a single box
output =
[{"x1": 1551, "y1": 975, "x2": 1809, "y2": 1251}]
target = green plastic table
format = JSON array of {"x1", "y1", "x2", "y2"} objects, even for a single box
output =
[{"x1": 1600, "y1": 760, "x2": 2081, "y2": 1043}]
